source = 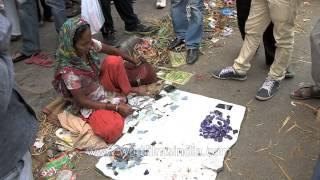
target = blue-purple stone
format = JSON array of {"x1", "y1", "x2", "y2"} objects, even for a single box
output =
[{"x1": 226, "y1": 135, "x2": 233, "y2": 140}]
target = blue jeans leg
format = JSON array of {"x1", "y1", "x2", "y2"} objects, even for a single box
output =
[
  {"x1": 46, "y1": 0, "x2": 66, "y2": 33},
  {"x1": 171, "y1": 0, "x2": 188, "y2": 40},
  {"x1": 3, "y1": 151, "x2": 33, "y2": 180},
  {"x1": 185, "y1": 0, "x2": 203, "y2": 49},
  {"x1": 17, "y1": 0, "x2": 40, "y2": 56},
  {"x1": 313, "y1": 159, "x2": 320, "y2": 180}
]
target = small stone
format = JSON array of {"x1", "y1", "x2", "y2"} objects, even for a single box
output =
[
  {"x1": 226, "y1": 135, "x2": 233, "y2": 140},
  {"x1": 181, "y1": 96, "x2": 188, "y2": 100},
  {"x1": 114, "y1": 171, "x2": 119, "y2": 176},
  {"x1": 151, "y1": 141, "x2": 157, "y2": 146},
  {"x1": 144, "y1": 169, "x2": 149, "y2": 175},
  {"x1": 128, "y1": 127, "x2": 135, "y2": 133}
]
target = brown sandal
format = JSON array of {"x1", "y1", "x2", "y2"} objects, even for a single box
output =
[{"x1": 290, "y1": 85, "x2": 320, "y2": 100}]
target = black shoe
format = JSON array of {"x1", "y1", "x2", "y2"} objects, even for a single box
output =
[
  {"x1": 186, "y1": 49, "x2": 199, "y2": 64},
  {"x1": 256, "y1": 77, "x2": 280, "y2": 101},
  {"x1": 102, "y1": 31, "x2": 118, "y2": 46},
  {"x1": 11, "y1": 35, "x2": 21, "y2": 42},
  {"x1": 125, "y1": 24, "x2": 154, "y2": 34},
  {"x1": 210, "y1": 66, "x2": 247, "y2": 81},
  {"x1": 168, "y1": 38, "x2": 184, "y2": 50},
  {"x1": 285, "y1": 67, "x2": 295, "y2": 79}
]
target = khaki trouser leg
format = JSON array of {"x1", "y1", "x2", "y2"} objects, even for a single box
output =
[
  {"x1": 233, "y1": 0, "x2": 271, "y2": 74},
  {"x1": 267, "y1": 0, "x2": 297, "y2": 81}
]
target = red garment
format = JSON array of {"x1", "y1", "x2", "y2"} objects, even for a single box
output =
[
  {"x1": 88, "y1": 110, "x2": 124, "y2": 143},
  {"x1": 100, "y1": 56, "x2": 132, "y2": 95},
  {"x1": 87, "y1": 55, "x2": 130, "y2": 143}
]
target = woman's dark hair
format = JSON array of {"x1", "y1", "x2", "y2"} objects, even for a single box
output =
[{"x1": 73, "y1": 24, "x2": 90, "y2": 46}]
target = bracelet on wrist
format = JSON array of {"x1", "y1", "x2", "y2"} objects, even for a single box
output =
[{"x1": 115, "y1": 104, "x2": 119, "y2": 112}]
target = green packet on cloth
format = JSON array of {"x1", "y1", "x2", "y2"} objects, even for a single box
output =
[
  {"x1": 40, "y1": 152, "x2": 75, "y2": 179},
  {"x1": 157, "y1": 68, "x2": 193, "y2": 85},
  {"x1": 168, "y1": 51, "x2": 186, "y2": 68}
]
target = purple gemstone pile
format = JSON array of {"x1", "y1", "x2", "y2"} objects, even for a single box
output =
[{"x1": 199, "y1": 110, "x2": 238, "y2": 142}]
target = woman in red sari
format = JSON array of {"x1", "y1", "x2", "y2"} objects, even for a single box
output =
[{"x1": 53, "y1": 17, "x2": 147, "y2": 143}]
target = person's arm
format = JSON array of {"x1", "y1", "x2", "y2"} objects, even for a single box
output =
[
  {"x1": 70, "y1": 89, "x2": 134, "y2": 117},
  {"x1": 62, "y1": 72, "x2": 116, "y2": 110},
  {"x1": 92, "y1": 39, "x2": 141, "y2": 65},
  {"x1": 69, "y1": 88, "x2": 116, "y2": 110}
]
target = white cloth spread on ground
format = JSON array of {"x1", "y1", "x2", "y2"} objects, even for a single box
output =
[{"x1": 94, "y1": 90, "x2": 246, "y2": 179}]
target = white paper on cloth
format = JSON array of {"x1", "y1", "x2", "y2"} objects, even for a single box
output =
[{"x1": 95, "y1": 90, "x2": 246, "y2": 179}]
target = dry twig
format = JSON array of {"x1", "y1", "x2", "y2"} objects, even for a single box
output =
[
  {"x1": 278, "y1": 116, "x2": 290, "y2": 133},
  {"x1": 269, "y1": 155, "x2": 292, "y2": 180}
]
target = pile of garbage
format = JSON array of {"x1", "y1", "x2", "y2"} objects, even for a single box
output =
[
  {"x1": 203, "y1": 0, "x2": 237, "y2": 39},
  {"x1": 133, "y1": 0, "x2": 238, "y2": 67}
]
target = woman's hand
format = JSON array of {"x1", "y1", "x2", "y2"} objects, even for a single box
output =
[{"x1": 117, "y1": 103, "x2": 134, "y2": 117}]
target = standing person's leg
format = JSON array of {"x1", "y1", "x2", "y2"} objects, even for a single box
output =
[
  {"x1": 290, "y1": 19, "x2": 320, "y2": 100},
  {"x1": 45, "y1": 0, "x2": 66, "y2": 33},
  {"x1": 99, "y1": 0, "x2": 115, "y2": 34},
  {"x1": 3, "y1": 0, "x2": 21, "y2": 37},
  {"x1": 238, "y1": 0, "x2": 293, "y2": 78},
  {"x1": 253, "y1": 0, "x2": 297, "y2": 100},
  {"x1": 113, "y1": 0, "x2": 139, "y2": 31},
  {"x1": 267, "y1": 0, "x2": 297, "y2": 81},
  {"x1": 312, "y1": 158, "x2": 320, "y2": 180},
  {"x1": 236, "y1": 0, "x2": 252, "y2": 40},
  {"x1": 36, "y1": 0, "x2": 42, "y2": 23},
  {"x1": 113, "y1": 0, "x2": 152, "y2": 33},
  {"x1": 3, "y1": 151, "x2": 33, "y2": 180},
  {"x1": 233, "y1": 0, "x2": 270, "y2": 74},
  {"x1": 311, "y1": 19, "x2": 320, "y2": 88},
  {"x1": 184, "y1": 0, "x2": 204, "y2": 64},
  {"x1": 237, "y1": 0, "x2": 276, "y2": 66},
  {"x1": 99, "y1": 0, "x2": 117, "y2": 45},
  {"x1": 211, "y1": 0, "x2": 270, "y2": 82},
  {"x1": 184, "y1": 0, "x2": 203, "y2": 49},
  {"x1": 16, "y1": 0, "x2": 40, "y2": 58},
  {"x1": 40, "y1": 0, "x2": 52, "y2": 21},
  {"x1": 263, "y1": 23, "x2": 276, "y2": 65},
  {"x1": 168, "y1": 0, "x2": 188, "y2": 50}
]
